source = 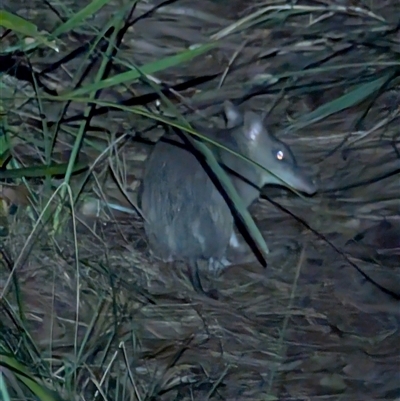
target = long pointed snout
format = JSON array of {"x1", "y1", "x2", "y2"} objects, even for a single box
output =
[
  {"x1": 261, "y1": 165, "x2": 318, "y2": 195},
  {"x1": 280, "y1": 167, "x2": 318, "y2": 195}
]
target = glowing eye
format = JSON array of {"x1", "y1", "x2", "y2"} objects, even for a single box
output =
[{"x1": 276, "y1": 150, "x2": 284, "y2": 160}]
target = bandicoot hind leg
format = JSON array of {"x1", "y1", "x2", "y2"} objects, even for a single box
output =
[{"x1": 187, "y1": 261, "x2": 219, "y2": 300}]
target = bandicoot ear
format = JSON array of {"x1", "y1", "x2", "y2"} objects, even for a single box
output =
[
  {"x1": 243, "y1": 111, "x2": 265, "y2": 143},
  {"x1": 223, "y1": 100, "x2": 243, "y2": 128}
]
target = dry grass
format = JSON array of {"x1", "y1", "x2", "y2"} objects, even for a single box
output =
[{"x1": 1, "y1": 0, "x2": 399, "y2": 400}]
